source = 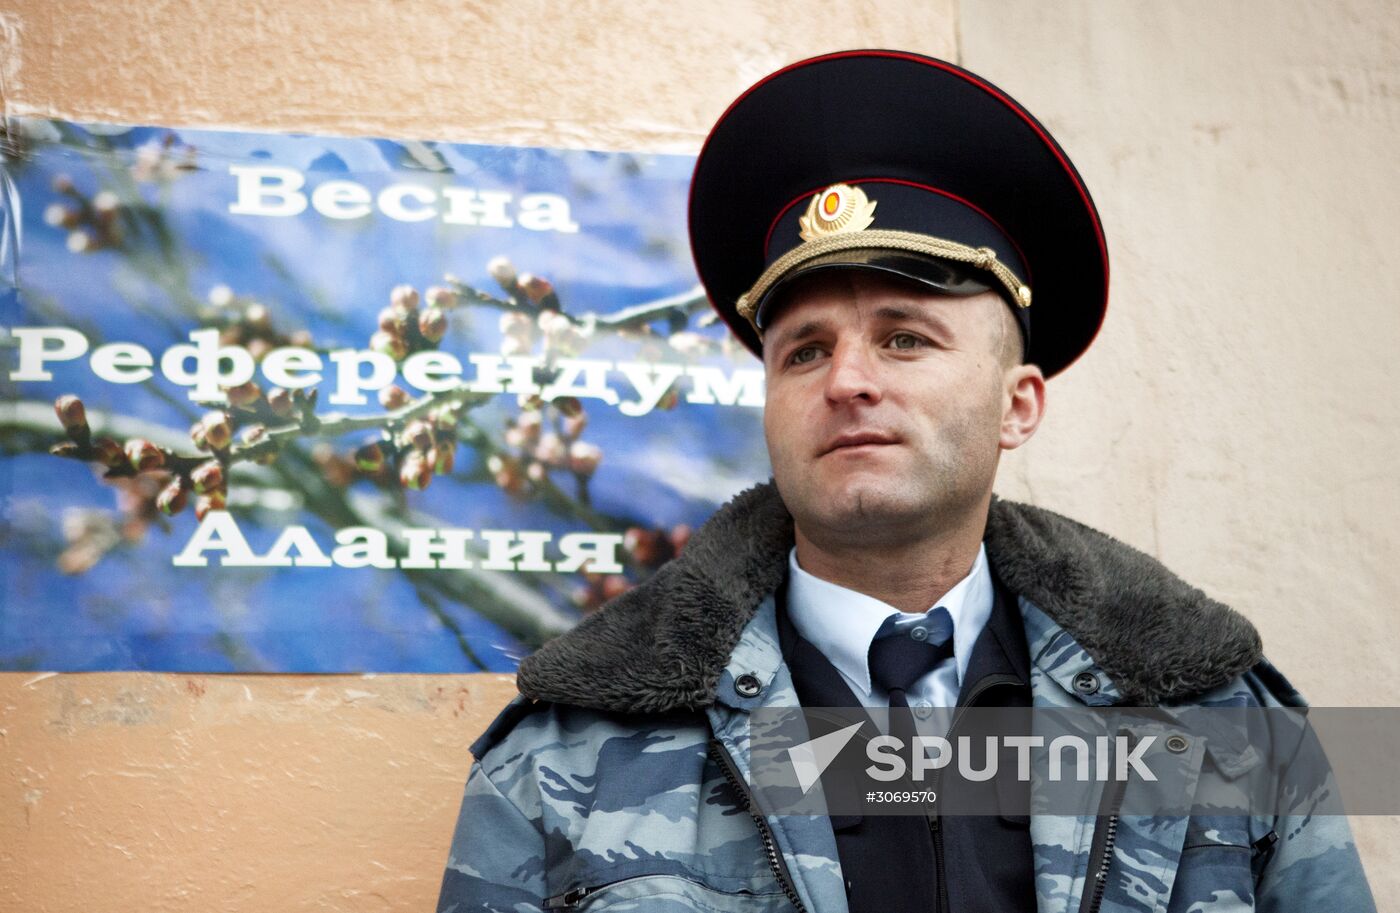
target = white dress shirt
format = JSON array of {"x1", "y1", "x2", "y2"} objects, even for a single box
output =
[{"x1": 786, "y1": 542, "x2": 994, "y2": 712}]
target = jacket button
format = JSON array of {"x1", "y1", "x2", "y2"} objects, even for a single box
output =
[
  {"x1": 1073, "y1": 671, "x2": 1100, "y2": 695},
  {"x1": 734, "y1": 673, "x2": 762, "y2": 697},
  {"x1": 1166, "y1": 734, "x2": 1190, "y2": 753}
]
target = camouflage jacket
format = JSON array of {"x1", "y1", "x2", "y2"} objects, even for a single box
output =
[{"x1": 437, "y1": 483, "x2": 1375, "y2": 913}]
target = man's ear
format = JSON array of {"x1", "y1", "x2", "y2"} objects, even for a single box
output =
[{"x1": 1000, "y1": 364, "x2": 1045, "y2": 451}]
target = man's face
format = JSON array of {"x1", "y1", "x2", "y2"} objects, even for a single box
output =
[{"x1": 761, "y1": 270, "x2": 1032, "y2": 548}]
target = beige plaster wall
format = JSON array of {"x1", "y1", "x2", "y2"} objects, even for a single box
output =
[
  {"x1": 960, "y1": 0, "x2": 1400, "y2": 899},
  {"x1": 2, "y1": 673, "x2": 520, "y2": 913},
  {"x1": 3, "y1": 0, "x2": 1396, "y2": 910}
]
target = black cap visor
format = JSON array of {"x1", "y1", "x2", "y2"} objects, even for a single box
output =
[
  {"x1": 753, "y1": 249, "x2": 1030, "y2": 358},
  {"x1": 752, "y1": 249, "x2": 995, "y2": 330}
]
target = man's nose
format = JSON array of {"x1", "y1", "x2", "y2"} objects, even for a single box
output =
[{"x1": 823, "y1": 341, "x2": 883, "y2": 405}]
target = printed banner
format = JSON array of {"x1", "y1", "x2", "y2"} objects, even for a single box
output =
[{"x1": 0, "y1": 118, "x2": 770, "y2": 672}]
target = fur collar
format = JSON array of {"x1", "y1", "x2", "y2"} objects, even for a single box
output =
[{"x1": 515, "y1": 482, "x2": 1262, "y2": 713}]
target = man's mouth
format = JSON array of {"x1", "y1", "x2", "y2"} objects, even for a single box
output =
[{"x1": 820, "y1": 432, "x2": 900, "y2": 455}]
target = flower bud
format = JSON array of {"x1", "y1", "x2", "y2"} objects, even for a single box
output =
[
  {"x1": 390, "y1": 284, "x2": 420, "y2": 311},
  {"x1": 399, "y1": 452, "x2": 432, "y2": 490},
  {"x1": 54, "y1": 394, "x2": 89, "y2": 440},
  {"x1": 516, "y1": 409, "x2": 543, "y2": 442},
  {"x1": 194, "y1": 490, "x2": 227, "y2": 520},
  {"x1": 500, "y1": 335, "x2": 530, "y2": 357},
  {"x1": 418, "y1": 306, "x2": 448, "y2": 343},
  {"x1": 370, "y1": 330, "x2": 409, "y2": 361},
  {"x1": 51, "y1": 174, "x2": 76, "y2": 195},
  {"x1": 200, "y1": 412, "x2": 233, "y2": 450},
  {"x1": 267, "y1": 387, "x2": 296, "y2": 419},
  {"x1": 430, "y1": 407, "x2": 458, "y2": 433},
  {"x1": 49, "y1": 441, "x2": 82, "y2": 458},
  {"x1": 534, "y1": 433, "x2": 566, "y2": 466},
  {"x1": 378, "y1": 305, "x2": 410, "y2": 336},
  {"x1": 568, "y1": 440, "x2": 602, "y2": 477},
  {"x1": 377, "y1": 385, "x2": 411, "y2": 410},
  {"x1": 224, "y1": 380, "x2": 262, "y2": 408},
  {"x1": 623, "y1": 526, "x2": 647, "y2": 554},
  {"x1": 92, "y1": 191, "x2": 120, "y2": 216},
  {"x1": 67, "y1": 231, "x2": 92, "y2": 254},
  {"x1": 44, "y1": 204, "x2": 79, "y2": 229},
  {"x1": 563, "y1": 412, "x2": 588, "y2": 440},
  {"x1": 157, "y1": 478, "x2": 189, "y2": 516},
  {"x1": 430, "y1": 444, "x2": 455, "y2": 475},
  {"x1": 487, "y1": 255, "x2": 517, "y2": 289},
  {"x1": 238, "y1": 425, "x2": 278, "y2": 464},
  {"x1": 208, "y1": 284, "x2": 235, "y2": 307},
  {"x1": 519, "y1": 273, "x2": 555, "y2": 305},
  {"x1": 494, "y1": 462, "x2": 527, "y2": 498},
  {"x1": 499, "y1": 311, "x2": 534, "y2": 337},
  {"x1": 553, "y1": 396, "x2": 584, "y2": 418},
  {"x1": 669, "y1": 524, "x2": 693, "y2": 555},
  {"x1": 668, "y1": 331, "x2": 705, "y2": 355},
  {"x1": 191, "y1": 460, "x2": 224, "y2": 494},
  {"x1": 404, "y1": 419, "x2": 435, "y2": 452},
  {"x1": 426, "y1": 285, "x2": 458, "y2": 309},
  {"x1": 354, "y1": 440, "x2": 387, "y2": 473},
  {"x1": 601, "y1": 575, "x2": 632, "y2": 601},
  {"x1": 244, "y1": 303, "x2": 271, "y2": 329},
  {"x1": 91, "y1": 437, "x2": 124, "y2": 467},
  {"x1": 526, "y1": 460, "x2": 548, "y2": 483},
  {"x1": 124, "y1": 438, "x2": 165, "y2": 471},
  {"x1": 624, "y1": 527, "x2": 670, "y2": 567},
  {"x1": 537, "y1": 309, "x2": 570, "y2": 335}
]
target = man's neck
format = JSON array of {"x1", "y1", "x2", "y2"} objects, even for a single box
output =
[{"x1": 791, "y1": 502, "x2": 990, "y2": 615}]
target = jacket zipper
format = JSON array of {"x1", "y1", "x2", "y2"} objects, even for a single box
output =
[
  {"x1": 925, "y1": 673, "x2": 1020, "y2": 913},
  {"x1": 544, "y1": 880, "x2": 614, "y2": 909},
  {"x1": 924, "y1": 669, "x2": 1024, "y2": 913},
  {"x1": 708, "y1": 738, "x2": 809, "y2": 913},
  {"x1": 544, "y1": 874, "x2": 744, "y2": 910},
  {"x1": 1077, "y1": 731, "x2": 1129, "y2": 913}
]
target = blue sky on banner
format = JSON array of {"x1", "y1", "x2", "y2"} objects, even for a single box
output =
[{"x1": 0, "y1": 119, "x2": 770, "y2": 673}]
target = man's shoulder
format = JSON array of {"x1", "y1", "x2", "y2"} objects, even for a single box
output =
[
  {"x1": 469, "y1": 692, "x2": 712, "y2": 770},
  {"x1": 469, "y1": 693, "x2": 553, "y2": 762},
  {"x1": 1209, "y1": 656, "x2": 1308, "y2": 709},
  {"x1": 987, "y1": 496, "x2": 1265, "y2": 705}
]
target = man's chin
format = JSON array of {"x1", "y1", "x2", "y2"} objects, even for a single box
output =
[{"x1": 802, "y1": 482, "x2": 930, "y2": 533}]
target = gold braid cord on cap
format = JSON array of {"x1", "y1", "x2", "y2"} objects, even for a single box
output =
[
  {"x1": 737, "y1": 182, "x2": 1032, "y2": 336},
  {"x1": 738, "y1": 229, "x2": 1032, "y2": 334}
]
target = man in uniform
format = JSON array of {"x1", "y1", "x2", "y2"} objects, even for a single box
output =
[{"x1": 436, "y1": 51, "x2": 1375, "y2": 912}]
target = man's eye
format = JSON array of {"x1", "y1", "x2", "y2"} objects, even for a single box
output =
[
  {"x1": 789, "y1": 345, "x2": 821, "y2": 365},
  {"x1": 889, "y1": 332, "x2": 924, "y2": 350}
]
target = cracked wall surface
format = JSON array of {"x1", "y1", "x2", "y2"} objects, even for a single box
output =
[{"x1": 2, "y1": 0, "x2": 1397, "y2": 910}]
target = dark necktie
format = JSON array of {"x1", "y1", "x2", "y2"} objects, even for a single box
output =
[{"x1": 867, "y1": 608, "x2": 954, "y2": 752}]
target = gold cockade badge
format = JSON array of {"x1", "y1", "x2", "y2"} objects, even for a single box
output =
[{"x1": 798, "y1": 183, "x2": 878, "y2": 241}]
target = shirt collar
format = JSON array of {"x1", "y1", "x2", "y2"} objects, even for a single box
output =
[{"x1": 785, "y1": 542, "x2": 995, "y2": 697}]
